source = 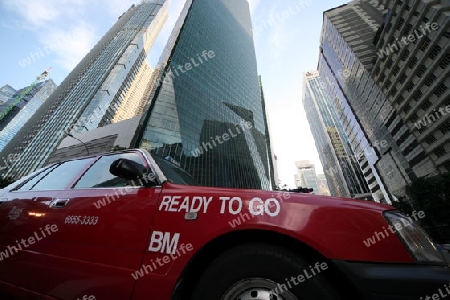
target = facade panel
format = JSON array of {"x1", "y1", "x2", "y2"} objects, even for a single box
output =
[
  {"x1": 0, "y1": 80, "x2": 57, "y2": 152},
  {"x1": 318, "y1": 0, "x2": 449, "y2": 203},
  {"x1": 1, "y1": 1, "x2": 168, "y2": 179},
  {"x1": 134, "y1": 0, "x2": 272, "y2": 189},
  {"x1": 303, "y1": 71, "x2": 369, "y2": 198}
]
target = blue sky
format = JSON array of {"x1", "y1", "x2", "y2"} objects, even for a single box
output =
[{"x1": 0, "y1": 0, "x2": 349, "y2": 187}]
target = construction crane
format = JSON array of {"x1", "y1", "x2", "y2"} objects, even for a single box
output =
[{"x1": 0, "y1": 68, "x2": 51, "y2": 122}]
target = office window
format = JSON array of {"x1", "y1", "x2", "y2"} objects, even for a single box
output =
[
  {"x1": 429, "y1": 45, "x2": 442, "y2": 60},
  {"x1": 420, "y1": 100, "x2": 432, "y2": 111},
  {"x1": 405, "y1": 82, "x2": 414, "y2": 92},
  {"x1": 416, "y1": 65, "x2": 426, "y2": 78},
  {"x1": 434, "y1": 147, "x2": 446, "y2": 158},
  {"x1": 419, "y1": 37, "x2": 431, "y2": 51},
  {"x1": 439, "y1": 121, "x2": 450, "y2": 135},
  {"x1": 408, "y1": 57, "x2": 418, "y2": 68},
  {"x1": 425, "y1": 74, "x2": 437, "y2": 86},
  {"x1": 425, "y1": 135, "x2": 437, "y2": 145},
  {"x1": 435, "y1": 83, "x2": 448, "y2": 98}
]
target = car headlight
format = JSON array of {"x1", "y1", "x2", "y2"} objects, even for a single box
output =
[{"x1": 384, "y1": 211, "x2": 448, "y2": 266}]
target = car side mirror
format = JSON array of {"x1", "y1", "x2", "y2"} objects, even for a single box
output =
[{"x1": 109, "y1": 158, "x2": 148, "y2": 181}]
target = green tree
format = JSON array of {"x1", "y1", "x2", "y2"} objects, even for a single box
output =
[
  {"x1": 110, "y1": 145, "x2": 128, "y2": 152},
  {"x1": 395, "y1": 172, "x2": 450, "y2": 243}
]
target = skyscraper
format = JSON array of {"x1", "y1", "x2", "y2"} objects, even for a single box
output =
[
  {"x1": 260, "y1": 76, "x2": 278, "y2": 189},
  {"x1": 316, "y1": 174, "x2": 331, "y2": 196},
  {"x1": 111, "y1": 60, "x2": 154, "y2": 123},
  {"x1": 302, "y1": 71, "x2": 369, "y2": 198},
  {"x1": 0, "y1": 80, "x2": 57, "y2": 152},
  {"x1": 319, "y1": 0, "x2": 402, "y2": 203},
  {"x1": 1, "y1": 1, "x2": 168, "y2": 179},
  {"x1": 0, "y1": 85, "x2": 16, "y2": 103},
  {"x1": 133, "y1": 0, "x2": 273, "y2": 189},
  {"x1": 318, "y1": 0, "x2": 449, "y2": 203},
  {"x1": 294, "y1": 161, "x2": 319, "y2": 193},
  {"x1": 372, "y1": 0, "x2": 450, "y2": 176}
]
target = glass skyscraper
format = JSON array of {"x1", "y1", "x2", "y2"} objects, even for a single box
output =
[
  {"x1": 317, "y1": 0, "x2": 449, "y2": 203},
  {"x1": 133, "y1": 0, "x2": 272, "y2": 189},
  {"x1": 318, "y1": 1, "x2": 396, "y2": 203},
  {"x1": 302, "y1": 71, "x2": 369, "y2": 198},
  {"x1": 0, "y1": 80, "x2": 57, "y2": 152},
  {"x1": 0, "y1": 85, "x2": 16, "y2": 103},
  {"x1": 372, "y1": 0, "x2": 450, "y2": 179},
  {"x1": 1, "y1": 0, "x2": 168, "y2": 179},
  {"x1": 294, "y1": 161, "x2": 319, "y2": 194}
]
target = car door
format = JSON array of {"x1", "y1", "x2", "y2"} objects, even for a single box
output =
[
  {"x1": 36, "y1": 151, "x2": 162, "y2": 300},
  {"x1": 0, "y1": 167, "x2": 56, "y2": 293},
  {"x1": 0, "y1": 160, "x2": 91, "y2": 298}
]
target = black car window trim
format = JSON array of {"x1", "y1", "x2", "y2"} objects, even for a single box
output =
[
  {"x1": 12, "y1": 164, "x2": 59, "y2": 192},
  {"x1": 65, "y1": 156, "x2": 100, "y2": 189},
  {"x1": 138, "y1": 149, "x2": 166, "y2": 186},
  {"x1": 29, "y1": 158, "x2": 95, "y2": 191},
  {"x1": 70, "y1": 151, "x2": 153, "y2": 189}
]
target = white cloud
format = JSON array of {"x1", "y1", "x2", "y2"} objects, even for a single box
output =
[
  {"x1": 2, "y1": 0, "x2": 85, "y2": 28},
  {"x1": 101, "y1": 0, "x2": 136, "y2": 18},
  {"x1": 39, "y1": 23, "x2": 97, "y2": 71},
  {"x1": 2, "y1": 0, "x2": 99, "y2": 71},
  {"x1": 247, "y1": 0, "x2": 262, "y2": 14}
]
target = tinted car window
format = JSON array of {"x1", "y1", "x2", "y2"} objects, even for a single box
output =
[
  {"x1": 31, "y1": 159, "x2": 91, "y2": 191},
  {"x1": 152, "y1": 154, "x2": 198, "y2": 186},
  {"x1": 16, "y1": 165, "x2": 58, "y2": 191},
  {"x1": 74, "y1": 152, "x2": 147, "y2": 188}
]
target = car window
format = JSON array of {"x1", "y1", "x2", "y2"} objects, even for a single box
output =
[
  {"x1": 15, "y1": 165, "x2": 58, "y2": 191},
  {"x1": 73, "y1": 152, "x2": 147, "y2": 189},
  {"x1": 152, "y1": 154, "x2": 198, "y2": 186},
  {"x1": 30, "y1": 159, "x2": 92, "y2": 191}
]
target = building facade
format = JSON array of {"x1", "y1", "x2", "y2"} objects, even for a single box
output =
[
  {"x1": 319, "y1": 0, "x2": 399, "y2": 203},
  {"x1": 316, "y1": 174, "x2": 331, "y2": 196},
  {"x1": 112, "y1": 61, "x2": 154, "y2": 123},
  {"x1": 302, "y1": 71, "x2": 369, "y2": 198},
  {"x1": 0, "y1": 80, "x2": 57, "y2": 152},
  {"x1": 294, "y1": 160, "x2": 320, "y2": 193},
  {"x1": 0, "y1": 85, "x2": 16, "y2": 103},
  {"x1": 133, "y1": 0, "x2": 273, "y2": 189},
  {"x1": 47, "y1": 116, "x2": 141, "y2": 164},
  {"x1": 318, "y1": 0, "x2": 449, "y2": 203},
  {"x1": 260, "y1": 76, "x2": 279, "y2": 189},
  {"x1": 1, "y1": 1, "x2": 168, "y2": 179},
  {"x1": 372, "y1": 0, "x2": 450, "y2": 176}
]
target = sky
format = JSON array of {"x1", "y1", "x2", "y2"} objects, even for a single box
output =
[{"x1": 0, "y1": 0, "x2": 349, "y2": 188}]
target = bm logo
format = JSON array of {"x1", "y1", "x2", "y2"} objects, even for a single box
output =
[{"x1": 148, "y1": 231, "x2": 180, "y2": 254}]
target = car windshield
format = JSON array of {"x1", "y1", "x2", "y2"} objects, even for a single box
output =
[{"x1": 151, "y1": 154, "x2": 198, "y2": 186}]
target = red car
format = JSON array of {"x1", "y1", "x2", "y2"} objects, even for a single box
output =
[{"x1": 0, "y1": 149, "x2": 449, "y2": 299}]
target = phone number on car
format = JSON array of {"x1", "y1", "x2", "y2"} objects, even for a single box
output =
[{"x1": 64, "y1": 215, "x2": 98, "y2": 225}]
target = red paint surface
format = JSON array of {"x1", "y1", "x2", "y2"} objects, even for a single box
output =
[{"x1": 0, "y1": 150, "x2": 413, "y2": 299}]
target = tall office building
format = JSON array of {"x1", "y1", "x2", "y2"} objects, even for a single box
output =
[
  {"x1": 319, "y1": 0, "x2": 403, "y2": 203},
  {"x1": 112, "y1": 60, "x2": 154, "y2": 123},
  {"x1": 133, "y1": 0, "x2": 272, "y2": 189},
  {"x1": 316, "y1": 174, "x2": 331, "y2": 196},
  {"x1": 372, "y1": 0, "x2": 450, "y2": 175},
  {"x1": 1, "y1": 1, "x2": 168, "y2": 179},
  {"x1": 260, "y1": 76, "x2": 279, "y2": 189},
  {"x1": 318, "y1": 0, "x2": 449, "y2": 203},
  {"x1": 0, "y1": 85, "x2": 16, "y2": 103},
  {"x1": 302, "y1": 71, "x2": 369, "y2": 198},
  {"x1": 0, "y1": 80, "x2": 57, "y2": 152},
  {"x1": 294, "y1": 161, "x2": 319, "y2": 193}
]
